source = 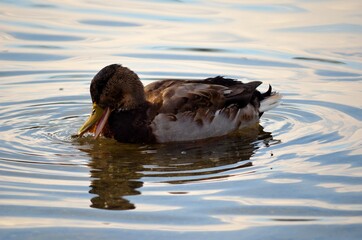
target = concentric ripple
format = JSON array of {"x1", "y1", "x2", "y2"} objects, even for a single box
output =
[
  {"x1": 1, "y1": 71, "x2": 361, "y2": 239},
  {"x1": 1, "y1": 0, "x2": 362, "y2": 239}
]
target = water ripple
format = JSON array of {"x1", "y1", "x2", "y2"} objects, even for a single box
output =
[
  {"x1": 79, "y1": 19, "x2": 141, "y2": 27},
  {"x1": 0, "y1": 0, "x2": 361, "y2": 238},
  {"x1": 9, "y1": 31, "x2": 84, "y2": 41},
  {"x1": 0, "y1": 52, "x2": 69, "y2": 61},
  {"x1": 121, "y1": 53, "x2": 304, "y2": 68}
]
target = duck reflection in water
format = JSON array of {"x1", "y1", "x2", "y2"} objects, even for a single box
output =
[{"x1": 76, "y1": 125, "x2": 277, "y2": 210}]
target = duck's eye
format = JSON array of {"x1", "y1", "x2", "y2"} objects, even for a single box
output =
[{"x1": 92, "y1": 109, "x2": 96, "y2": 115}]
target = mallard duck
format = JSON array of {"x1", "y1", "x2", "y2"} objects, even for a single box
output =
[{"x1": 78, "y1": 64, "x2": 281, "y2": 143}]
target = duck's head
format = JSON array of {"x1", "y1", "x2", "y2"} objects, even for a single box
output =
[{"x1": 78, "y1": 64, "x2": 145, "y2": 139}]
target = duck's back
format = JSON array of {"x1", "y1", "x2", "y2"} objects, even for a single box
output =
[{"x1": 144, "y1": 77, "x2": 278, "y2": 143}]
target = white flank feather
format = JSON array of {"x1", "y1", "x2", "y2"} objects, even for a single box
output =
[
  {"x1": 259, "y1": 93, "x2": 282, "y2": 113},
  {"x1": 151, "y1": 104, "x2": 259, "y2": 143}
]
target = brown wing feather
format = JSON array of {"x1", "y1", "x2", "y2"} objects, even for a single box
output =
[
  {"x1": 224, "y1": 81, "x2": 262, "y2": 108},
  {"x1": 190, "y1": 76, "x2": 262, "y2": 108},
  {"x1": 145, "y1": 80, "x2": 228, "y2": 114},
  {"x1": 144, "y1": 77, "x2": 262, "y2": 117}
]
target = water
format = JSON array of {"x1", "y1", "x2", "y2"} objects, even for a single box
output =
[{"x1": 0, "y1": 0, "x2": 361, "y2": 239}]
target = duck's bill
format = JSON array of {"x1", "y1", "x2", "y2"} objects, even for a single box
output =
[
  {"x1": 77, "y1": 103, "x2": 111, "y2": 139},
  {"x1": 94, "y1": 106, "x2": 111, "y2": 139}
]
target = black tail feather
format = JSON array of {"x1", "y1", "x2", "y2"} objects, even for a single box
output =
[{"x1": 261, "y1": 84, "x2": 272, "y2": 99}]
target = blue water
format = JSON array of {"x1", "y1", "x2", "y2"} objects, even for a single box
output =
[{"x1": 0, "y1": 0, "x2": 361, "y2": 239}]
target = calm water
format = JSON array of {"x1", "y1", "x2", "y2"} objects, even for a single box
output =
[{"x1": 0, "y1": 0, "x2": 361, "y2": 239}]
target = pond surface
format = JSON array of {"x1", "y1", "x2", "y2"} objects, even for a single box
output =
[{"x1": 0, "y1": 0, "x2": 361, "y2": 239}]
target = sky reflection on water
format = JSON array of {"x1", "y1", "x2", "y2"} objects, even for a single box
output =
[{"x1": 0, "y1": 0, "x2": 361, "y2": 240}]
